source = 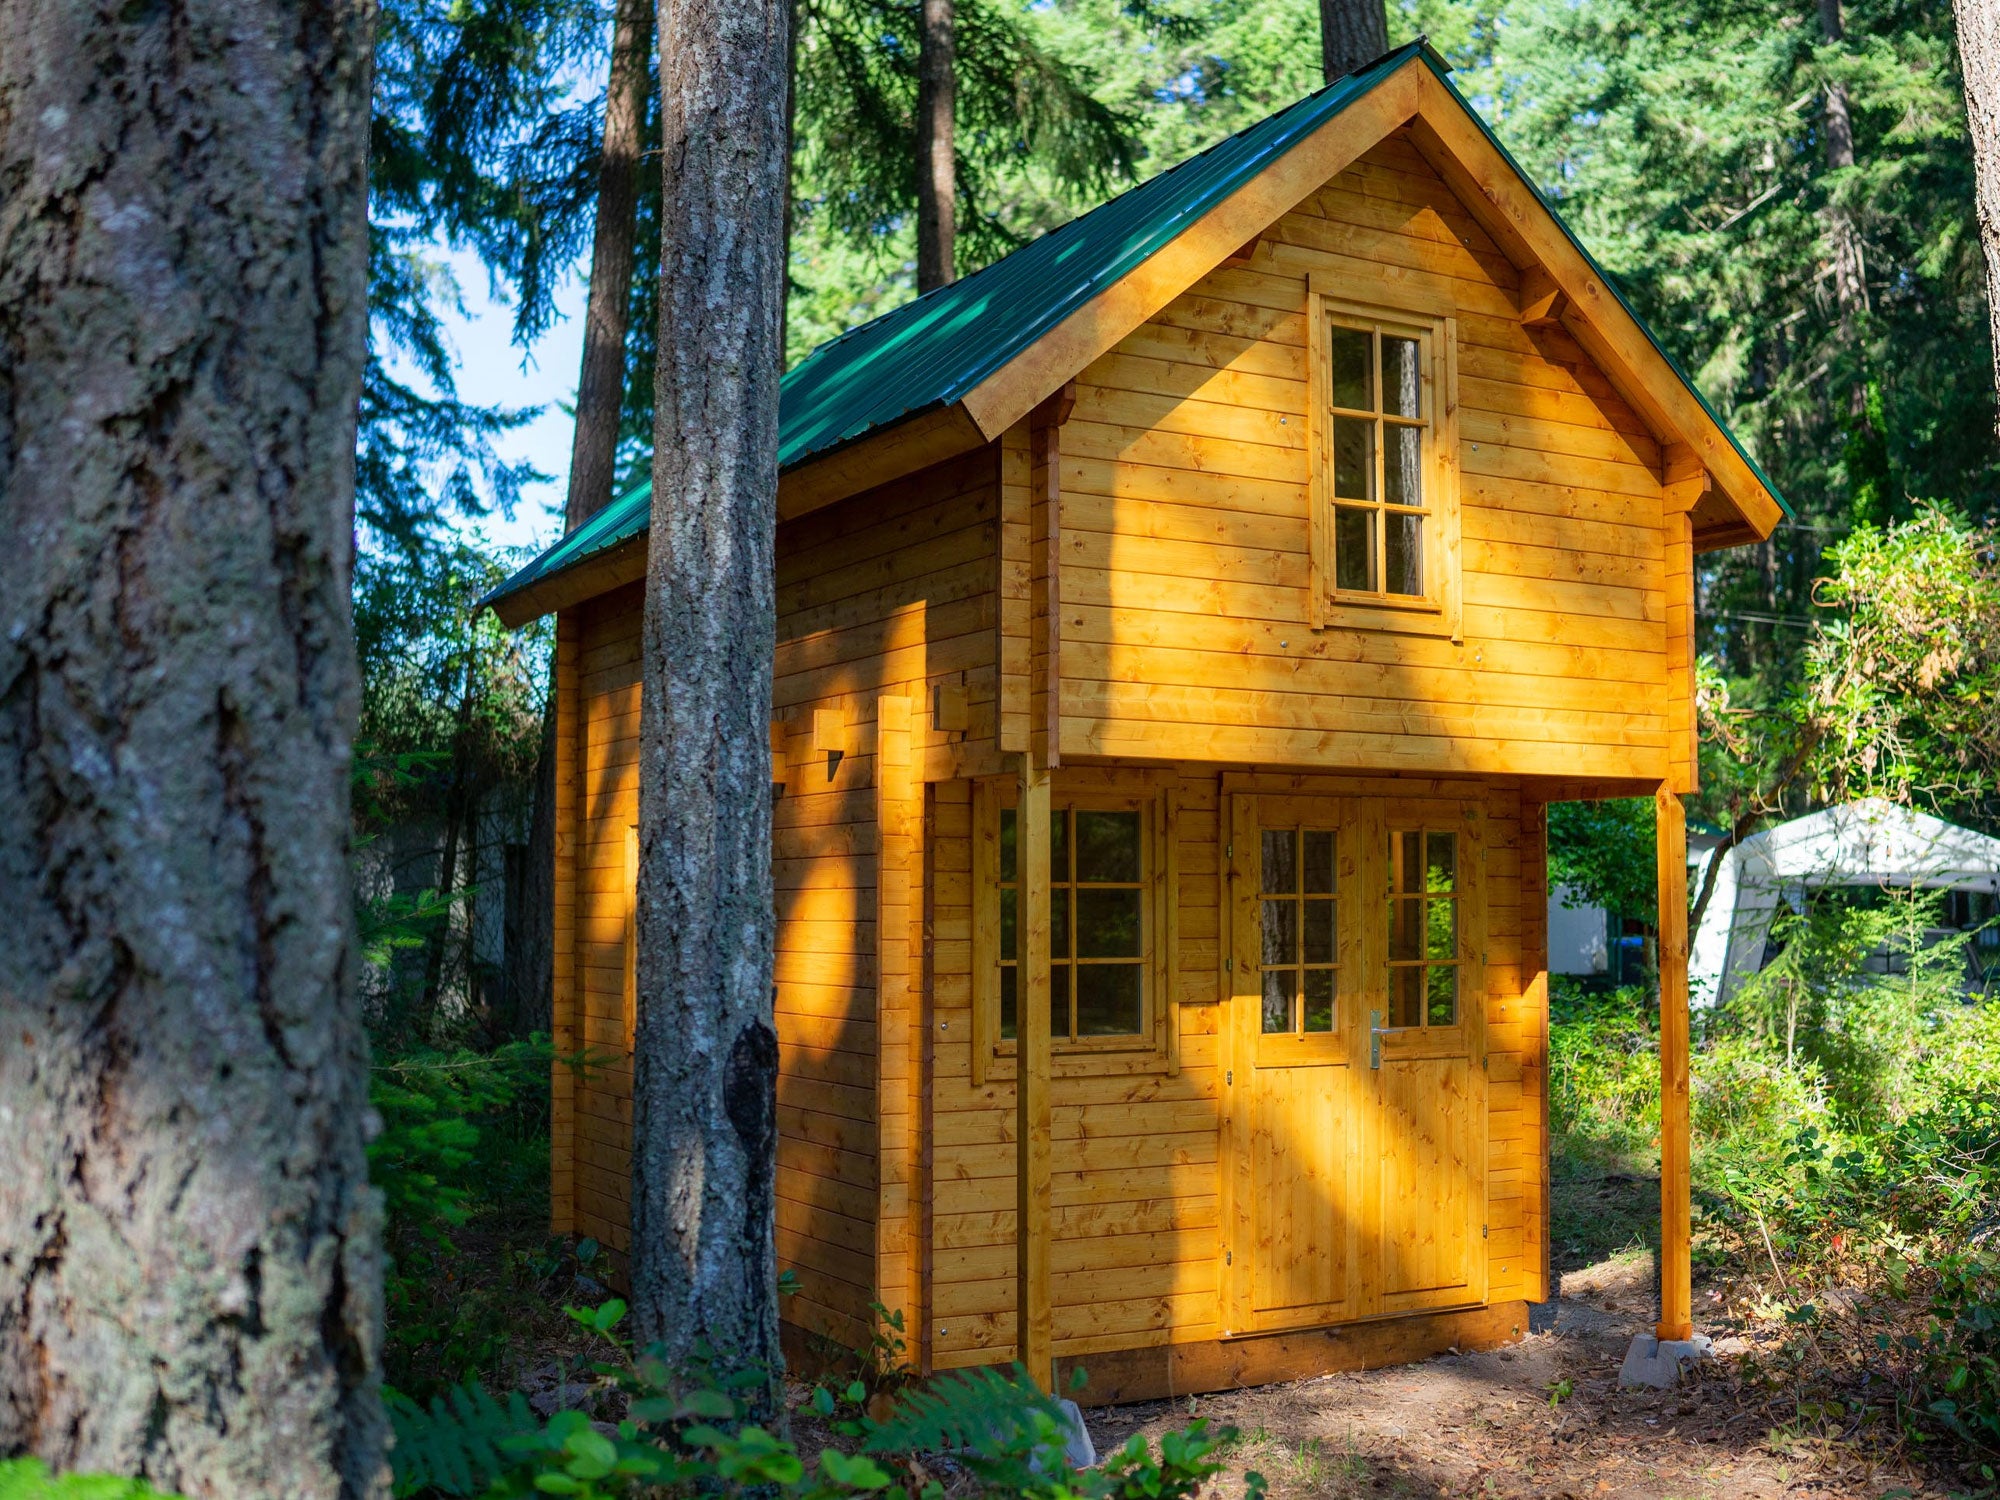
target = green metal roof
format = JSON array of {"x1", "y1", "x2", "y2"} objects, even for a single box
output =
[{"x1": 485, "y1": 39, "x2": 1785, "y2": 614}]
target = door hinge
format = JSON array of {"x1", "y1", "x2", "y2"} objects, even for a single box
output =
[
  {"x1": 1225, "y1": 1249, "x2": 1233, "y2": 1265},
  {"x1": 1223, "y1": 957, "x2": 1232, "y2": 973},
  {"x1": 1482, "y1": 1224, "x2": 1489, "y2": 1238},
  {"x1": 1225, "y1": 842, "x2": 1233, "y2": 858},
  {"x1": 1225, "y1": 1070, "x2": 1233, "y2": 1086}
]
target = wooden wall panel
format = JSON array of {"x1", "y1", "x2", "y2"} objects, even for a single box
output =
[
  {"x1": 1059, "y1": 131, "x2": 1673, "y2": 783},
  {"x1": 924, "y1": 766, "x2": 1544, "y2": 1372},
  {"x1": 557, "y1": 447, "x2": 1001, "y2": 1354}
]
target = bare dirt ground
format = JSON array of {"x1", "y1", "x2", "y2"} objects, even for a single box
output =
[{"x1": 1079, "y1": 1253, "x2": 1948, "y2": 1500}]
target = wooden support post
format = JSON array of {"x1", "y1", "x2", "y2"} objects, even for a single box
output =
[
  {"x1": 1029, "y1": 385, "x2": 1072, "y2": 769},
  {"x1": 1656, "y1": 783, "x2": 1693, "y2": 1342},
  {"x1": 1016, "y1": 755, "x2": 1054, "y2": 1388},
  {"x1": 549, "y1": 611, "x2": 580, "y2": 1236},
  {"x1": 876, "y1": 697, "x2": 917, "y2": 1333}
]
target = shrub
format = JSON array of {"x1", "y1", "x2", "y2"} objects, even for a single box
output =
[{"x1": 389, "y1": 1300, "x2": 1267, "y2": 1500}]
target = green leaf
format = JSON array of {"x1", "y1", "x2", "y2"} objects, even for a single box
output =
[{"x1": 820, "y1": 1449, "x2": 894, "y2": 1490}]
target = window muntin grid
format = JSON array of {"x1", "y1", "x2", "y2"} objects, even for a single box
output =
[
  {"x1": 1386, "y1": 828, "x2": 1459, "y2": 1027},
  {"x1": 1258, "y1": 827, "x2": 1339, "y2": 1034}
]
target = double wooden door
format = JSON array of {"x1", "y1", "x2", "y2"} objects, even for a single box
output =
[{"x1": 1222, "y1": 790, "x2": 1488, "y2": 1336}]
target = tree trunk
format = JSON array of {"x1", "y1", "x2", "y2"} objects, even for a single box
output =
[
  {"x1": 503, "y1": 713, "x2": 558, "y2": 1040},
  {"x1": 632, "y1": 0, "x2": 789, "y2": 1417},
  {"x1": 565, "y1": 0, "x2": 656, "y2": 530},
  {"x1": 1956, "y1": 0, "x2": 2000, "y2": 426},
  {"x1": 0, "y1": 2, "x2": 386, "y2": 1496},
  {"x1": 1819, "y1": 0, "x2": 1868, "y2": 321},
  {"x1": 916, "y1": 0, "x2": 957, "y2": 292},
  {"x1": 1320, "y1": 0, "x2": 1387, "y2": 84}
]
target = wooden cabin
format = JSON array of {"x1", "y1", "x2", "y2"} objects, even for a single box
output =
[{"x1": 486, "y1": 40, "x2": 1785, "y2": 1402}]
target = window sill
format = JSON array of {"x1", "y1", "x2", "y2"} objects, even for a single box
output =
[
  {"x1": 981, "y1": 1039, "x2": 1174, "y2": 1081},
  {"x1": 1317, "y1": 595, "x2": 1458, "y2": 639}
]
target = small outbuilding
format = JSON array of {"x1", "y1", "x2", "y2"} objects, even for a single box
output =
[
  {"x1": 1692, "y1": 798, "x2": 2000, "y2": 1007},
  {"x1": 486, "y1": 41, "x2": 1784, "y2": 1399}
]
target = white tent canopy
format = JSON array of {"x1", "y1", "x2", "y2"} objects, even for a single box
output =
[{"x1": 1690, "y1": 798, "x2": 2000, "y2": 1007}]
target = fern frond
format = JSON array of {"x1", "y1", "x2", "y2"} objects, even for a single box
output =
[
  {"x1": 386, "y1": 1382, "x2": 539, "y2": 1498},
  {"x1": 859, "y1": 1363, "x2": 1066, "y2": 1463}
]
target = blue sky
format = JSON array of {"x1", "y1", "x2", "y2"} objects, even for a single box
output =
[{"x1": 436, "y1": 245, "x2": 590, "y2": 560}]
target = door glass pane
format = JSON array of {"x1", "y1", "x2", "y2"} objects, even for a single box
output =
[
  {"x1": 1391, "y1": 966, "x2": 1424, "y2": 1028},
  {"x1": 1382, "y1": 335, "x2": 1421, "y2": 418},
  {"x1": 1000, "y1": 887, "x2": 1018, "y2": 959},
  {"x1": 1051, "y1": 888, "x2": 1069, "y2": 954},
  {"x1": 1262, "y1": 830, "x2": 1297, "y2": 894},
  {"x1": 1426, "y1": 965, "x2": 1457, "y2": 1026},
  {"x1": 1425, "y1": 832, "x2": 1456, "y2": 891},
  {"x1": 1051, "y1": 966, "x2": 1070, "y2": 1036},
  {"x1": 1077, "y1": 964, "x2": 1143, "y2": 1035},
  {"x1": 1334, "y1": 506, "x2": 1375, "y2": 592},
  {"x1": 999, "y1": 808, "x2": 1017, "y2": 882},
  {"x1": 1000, "y1": 965, "x2": 1017, "y2": 1038},
  {"x1": 1050, "y1": 809, "x2": 1070, "y2": 880},
  {"x1": 1385, "y1": 511, "x2": 1423, "y2": 597},
  {"x1": 1389, "y1": 897, "x2": 1423, "y2": 961},
  {"x1": 1262, "y1": 900, "x2": 1298, "y2": 966},
  {"x1": 1333, "y1": 417, "x2": 1374, "y2": 500},
  {"x1": 1075, "y1": 810, "x2": 1141, "y2": 882},
  {"x1": 1384, "y1": 425, "x2": 1423, "y2": 509},
  {"x1": 1395, "y1": 832, "x2": 1425, "y2": 893},
  {"x1": 1302, "y1": 968, "x2": 1335, "y2": 1032},
  {"x1": 1426, "y1": 898, "x2": 1456, "y2": 961},
  {"x1": 1330, "y1": 325, "x2": 1373, "y2": 410},
  {"x1": 1302, "y1": 898, "x2": 1335, "y2": 965},
  {"x1": 1077, "y1": 888, "x2": 1142, "y2": 957},
  {"x1": 1302, "y1": 830, "x2": 1336, "y2": 893},
  {"x1": 1262, "y1": 969, "x2": 1295, "y2": 1033}
]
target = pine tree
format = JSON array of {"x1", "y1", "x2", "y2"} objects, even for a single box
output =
[
  {"x1": 631, "y1": 0, "x2": 791, "y2": 1410},
  {"x1": 1956, "y1": 0, "x2": 2000, "y2": 423},
  {"x1": 0, "y1": 1, "x2": 387, "y2": 1492}
]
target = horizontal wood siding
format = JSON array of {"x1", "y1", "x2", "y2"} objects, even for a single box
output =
[
  {"x1": 926, "y1": 766, "x2": 1546, "y2": 1369},
  {"x1": 1060, "y1": 132, "x2": 1670, "y2": 781},
  {"x1": 559, "y1": 450, "x2": 1001, "y2": 1353}
]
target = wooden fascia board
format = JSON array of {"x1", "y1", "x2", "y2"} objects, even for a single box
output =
[
  {"x1": 1400, "y1": 79, "x2": 1785, "y2": 546},
  {"x1": 775, "y1": 401, "x2": 987, "y2": 522},
  {"x1": 491, "y1": 403, "x2": 988, "y2": 625},
  {"x1": 490, "y1": 532, "x2": 646, "y2": 628},
  {"x1": 956, "y1": 64, "x2": 1427, "y2": 441}
]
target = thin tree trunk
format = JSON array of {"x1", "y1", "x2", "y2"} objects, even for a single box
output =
[
  {"x1": 1320, "y1": 0, "x2": 1387, "y2": 84},
  {"x1": 1819, "y1": 0, "x2": 1868, "y2": 323},
  {"x1": 1956, "y1": 0, "x2": 2000, "y2": 427},
  {"x1": 916, "y1": 0, "x2": 957, "y2": 292},
  {"x1": 504, "y1": 713, "x2": 558, "y2": 1040},
  {"x1": 633, "y1": 0, "x2": 789, "y2": 1417},
  {"x1": 0, "y1": 2, "x2": 386, "y2": 1495},
  {"x1": 565, "y1": 0, "x2": 656, "y2": 530}
]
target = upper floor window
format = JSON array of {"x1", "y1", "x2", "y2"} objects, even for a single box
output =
[
  {"x1": 1307, "y1": 278, "x2": 1461, "y2": 637},
  {"x1": 1329, "y1": 322, "x2": 1429, "y2": 597}
]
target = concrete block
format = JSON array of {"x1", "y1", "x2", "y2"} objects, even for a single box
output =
[{"x1": 1618, "y1": 1332, "x2": 1713, "y2": 1388}]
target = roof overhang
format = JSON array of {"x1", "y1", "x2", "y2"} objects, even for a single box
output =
[{"x1": 488, "y1": 44, "x2": 1784, "y2": 626}]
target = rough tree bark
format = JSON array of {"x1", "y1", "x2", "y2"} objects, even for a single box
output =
[
  {"x1": 1956, "y1": 0, "x2": 2000, "y2": 425},
  {"x1": 0, "y1": 2, "x2": 386, "y2": 1497},
  {"x1": 631, "y1": 0, "x2": 789, "y2": 1416},
  {"x1": 1320, "y1": 0, "x2": 1387, "y2": 85},
  {"x1": 916, "y1": 0, "x2": 957, "y2": 292}
]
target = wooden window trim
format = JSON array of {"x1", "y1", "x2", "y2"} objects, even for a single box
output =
[
  {"x1": 1306, "y1": 272, "x2": 1462, "y2": 642},
  {"x1": 972, "y1": 775, "x2": 1179, "y2": 1082}
]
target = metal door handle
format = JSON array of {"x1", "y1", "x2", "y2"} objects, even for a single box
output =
[{"x1": 1369, "y1": 1009, "x2": 1384, "y2": 1070}]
